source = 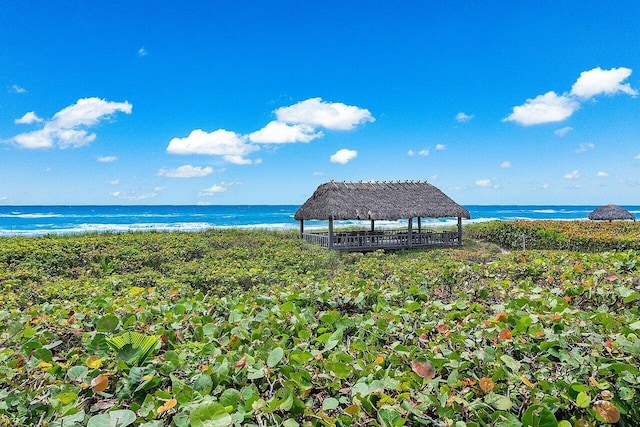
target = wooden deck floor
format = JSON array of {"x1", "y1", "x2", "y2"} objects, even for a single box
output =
[{"x1": 301, "y1": 229, "x2": 461, "y2": 251}]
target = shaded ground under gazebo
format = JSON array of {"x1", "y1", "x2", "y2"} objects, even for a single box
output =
[
  {"x1": 295, "y1": 180, "x2": 471, "y2": 251},
  {"x1": 588, "y1": 204, "x2": 636, "y2": 222}
]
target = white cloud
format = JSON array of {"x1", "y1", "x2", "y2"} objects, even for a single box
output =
[
  {"x1": 110, "y1": 191, "x2": 157, "y2": 200},
  {"x1": 504, "y1": 91, "x2": 579, "y2": 125},
  {"x1": 407, "y1": 148, "x2": 428, "y2": 156},
  {"x1": 106, "y1": 180, "x2": 120, "y2": 185},
  {"x1": 597, "y1": 171, "x2": 609, "y2": 177},
  {"x1": 500, "y1": 161, "x2": 511, "y2": 168},
  {"x1": 199, "y1": 185, "x2": 227, "y2": 195},
  {"x1": 542, "y1": 183, "x2": 550, "y2": 189},
  {"x1": 330, "y1": 148, "x2": 358, "y2": 164},
  {"x1": 564, "y1": 170, "x2": 580, "y2": 179},
  {"x1": 455, "y1": 112, "x2": 474, "y2": 122},
  {"x1": 574, "y1": 142, "x2": 595, "y2": 153},
  {"x1": 476, "y1": 179, "x2": 492, "y2": 187},
  {"x1": 157, "y1": 165, "x2": 214, "y2": 178},
  {"x1": 199, "y1": 181, "x2": 241, "y2": 197},
  {"x1": 275, "y1": 97, "x2": 374, "y2": 130},
  {"x1": 635, "y1": 154, "x2": 640, "y2": 160},
  {"x1": 11, "y1": 98, "x2": 132, "y2": 149},
  {"x1": 554, "y1": 126, "x2": 573, "y2": 137},
  {"x1": 248, "y1": 121, "x2": 322, "y2": 143},
  {"x1": 168, "y1": 98, "x2": 373, "y2": 164},
  {"x1": 506, "y1": 67, "x2": 637, "y2": 126},
  {"x1": 10, "y1": 85, "x2": 26, "y2": 94},
  {"x1": 97, "y1": 156, "x2": 118, "y2": 162},
  {"x1": 138, "y1": 47, "x2": 148, "y2": 57},
  {"x1": 167, "y1": 129, "x2": 259, "y2": 164},
  {"x1": 570, "y1": 67, "x2": 638, "y2": 99},
  {"x1": 435, "y1": 144, "x2": 446, "y2": 150},
  {"x1": 14, "y1": 111, "x2": 43, "y2": 124}
]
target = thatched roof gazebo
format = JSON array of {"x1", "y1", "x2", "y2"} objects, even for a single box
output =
[
  {"x1": 295, "y1": 181, "x2": 471, "y2": 250},
  {"x1": 588, "y1": 204, "x2": 635, "y2": 222}
]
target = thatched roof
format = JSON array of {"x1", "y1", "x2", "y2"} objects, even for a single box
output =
[
  {"x1": 588, "y1": 204, "x2": 635, "y2": 221},
  {"x1": 295, "y1": 181, "x2": 471, "y2": 221}
]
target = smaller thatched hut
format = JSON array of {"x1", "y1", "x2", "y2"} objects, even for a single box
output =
[{"x1": 588, "y1": 204, "x2": 635, "y2": 222}]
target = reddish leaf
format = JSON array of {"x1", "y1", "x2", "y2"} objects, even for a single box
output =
[
  {"x1": 479, "y1": 377, "x2": 495, "y2": 392},
  {"x1": 411, "y1": 360, "x2": 435, "y2": 379}
]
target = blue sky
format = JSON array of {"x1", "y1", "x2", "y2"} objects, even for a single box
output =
[{"x1": 1, "y1": 1, "x2": 639, "y2": 206}]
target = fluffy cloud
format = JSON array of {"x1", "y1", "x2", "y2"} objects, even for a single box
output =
[
  {"x1": 97, "y1": 156, "x2": 118, "y2": 163},
  {"x1": 564, "y1": 170, "x2": 580, "y2": 179},
  {"x1": 199, "y1": 185, "x2": 227, "y2": 195},
  {"x1": 504, "y1": 91, "x2": 579, "y2": 125},
  {"x1": 574, "y1": 143, "x2": 595, "y2": 153},
  {"x1": 167, "y1": 129, "x2": 259, "y2": 164},
  {"x1": 157, "y1": 165, "x2": 214, "y2": 178},
  {"x1": 505, "y1": 67, "x2": 637, "y2": 126},
  {"x1": 500, "y1": 161, "x2": 511, "y2": 168},
  {"x1": 248, "y1": 121, "x2": 322, "y2": 143},
  {"x1": 168, "y1": 98, "x2": 373, "y2": 163},
  {"x1": 597, "y1": 171, "x2": 609, "y2": 177},
  {"x1": 330, "y1": 149, "x2": 358, "y2": 164},
  {"x1": 476, "y1": 179, "x2": 492, "y2": 187},
  {"x1": 455, "y1": 112, "x2": 474, "y2": 122},
  {"x1": 570, "y1": 67, "x2": 638, "y2": 99},
  {"x1": 11, "y1": 98, "x2": 132, "y2": 149},
  {"x1": 138, "y1": 47, "x2": 148, "y2": 57},
  {"x1": 435, "y1": 144, "x2": 446, "y2": 150},
  {"x1": 199, "y1": 181, "x2": 241, "y2": 196},
  {"x1": 14, "y1": 111, "x2": 42, "y2": 124},
  {"x1": 275, "y1": 98, "x2": 374, "y2": 130}
]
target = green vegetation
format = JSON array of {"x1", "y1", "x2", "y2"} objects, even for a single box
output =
[
  {"x1": 0, "y1": 226, "x2": 639, "y2": 426},
  {"x1": 466, "y1": 220, "x2": 640, "y2": 252}
]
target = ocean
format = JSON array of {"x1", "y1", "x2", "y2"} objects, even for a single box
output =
[{"x1": 0, "y1": 205, "x2": 638, "y2": 237}]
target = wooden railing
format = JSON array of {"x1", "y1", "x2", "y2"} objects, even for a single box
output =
[{"x1": 301, "y1": 230, "x2": 461, "y2": 251}]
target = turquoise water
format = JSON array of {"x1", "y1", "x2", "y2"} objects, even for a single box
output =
[{"x1": 0, "y1": 205, "x2": 638, "y2": 236}]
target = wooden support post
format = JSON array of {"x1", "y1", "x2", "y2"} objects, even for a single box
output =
[
  {"x1": 370, "y1": 219, "x2": 375, "y2": 232},
  {"x1": 408, "y1": 217, "x2": 413, "y2": 248},
  {"x1": 457, "y1": 217, "x2": 462, "y2": 245},
  {"x1": 328, "y1": 217, "x2": 334, "y2": 248},
  {"x1": 417, "y1": 217, "x2": 422, "y2": 233}
]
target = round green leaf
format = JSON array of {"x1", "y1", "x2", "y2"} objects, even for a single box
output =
[
  {"x1": 219, "y1": 388, "x2": 241, "y2": 409},
  {"x1": 576, "y1": 391, "x2": 591, "y2": 408},
  {"x1": 87, "y1": 409, "x2": 136, "y2": 427},
  {"x1": 189, "y1": 402, "x2": 232, "y2": 427},
  {"x1": 267, "y1": 347, "x2": 284, "y2": 368},
  {"x1": 67, "y1": 365, "x2": 89, "y2": 381},
  {"x1": 521, "y1": 404, "x2": 558, "y2": 427},
  {"x1": 377, "y1": 406, "x2": 402, "y2": 427},
  {"x1": 193, "y1": 373, "x2": 213, "y2": 394},
  {"x1": 322, "y1": 397, "x2": 339, "y2": 411},
  {"x1": 96, "y1": 314, "x2": 120, "y2": 332}
]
